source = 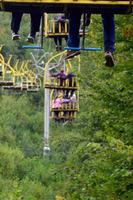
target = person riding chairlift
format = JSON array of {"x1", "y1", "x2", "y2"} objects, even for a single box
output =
[
  {"x1": 53, "y1": 14, "x2": 68, "y2": 51},
  {"x1": 65, "y1": 11, "x2": 115, "y2": 67},
  {"x1": 11, "y1": 11, "x2": 42, "y2": 43}
]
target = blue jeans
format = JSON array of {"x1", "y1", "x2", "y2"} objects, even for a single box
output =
[
  {"x1": 67, "y1": 12, "x2": 115, "y2": 52},
  {"x1": 67, "y1": 10, "x2": 82, "y2": 48},
  {"x1": 102, "y1": 14, "x2": 115, "y2": 52}
]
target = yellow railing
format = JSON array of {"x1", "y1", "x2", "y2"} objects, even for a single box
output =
[
  {"x1": 44, "y1": 13, "x2": 68, "y2": 37},
  {"x1": 0, "y1": 51, "x2": 41, "y2": 91},
  {"x1": 44, "y1": 13, "x2": 89, "y2": 38},
  {"x1": 0, "y1": 0, "x2": 131, "y2": 5}
]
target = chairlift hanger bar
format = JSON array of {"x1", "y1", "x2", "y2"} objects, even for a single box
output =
[
  {"x1": 64, "y1": 47, "x2": 102, "y2": 51},
  {"x1": 21, "y1": 45, "x2": 43, "y2": 49},
  {"x1": 0, "y1": 0, "x2": 132, "y2": 14}
]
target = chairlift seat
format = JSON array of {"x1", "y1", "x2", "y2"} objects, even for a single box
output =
[
  {"x1": 22, "y1": 86, "x2": 28, "y2": 90},
  {"x1": 52, "y1": 116, "x2": 76, "y2": 120},
  {"x1": 45, "y1": 84, "x2": 78, "y2": 90},
  {"x1": 3, "y1": 86, "x2": 14, "y2": 90},
  {"x1": 27, "y1": 88, "x2": 39, "y2": 92},
  {"x1": 13, "y1": 86, "x2": 22, "y2": 90},
  {"x1": 3, "y1": 85, "x2": 21, "y2": 90},
  {"x1": 0, "y1": 81, "x2": 13, "y2": 86},
  {"x1": 51, "y1": 108, "x2": 78, "y2": 112},
  {"x1": 0, "y1": 0, "x2": 132, "y2": 14},
  {"x1": 45, "y1": 30, "x2": 87, "y2": 38}
]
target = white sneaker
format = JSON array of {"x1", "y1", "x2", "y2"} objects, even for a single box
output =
[
  {"x1": 12, "y1": 32, "x2": 20, "y2": 40},
  {"x1": 105, "y1": 51, "x2": 115, "y2": 67},
  {"x1": 26, "y1": 35, "x2": 35, "y2": 43}
]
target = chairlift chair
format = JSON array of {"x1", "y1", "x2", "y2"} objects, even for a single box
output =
[
  {"x1": 44, "y1": 13, "x2": 89, "y2": 39},
  {"x1": 3, "y1": 85, "x2": 22, "y2": 90},
  {"x1": 0, "y1": 59, "x2": 14, "y2": 87}
]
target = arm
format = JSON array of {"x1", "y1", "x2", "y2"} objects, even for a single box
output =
[{"x1": 50, "y1": 72, "x2": 60, "y2": 77}]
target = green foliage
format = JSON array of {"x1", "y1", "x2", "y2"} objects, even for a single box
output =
[
  {"x1": 56, "y1": 138, "x2": 133, "y2": 200},
  {"x1": 0, "y1": 143, "x2": 23, "y2": 177}
]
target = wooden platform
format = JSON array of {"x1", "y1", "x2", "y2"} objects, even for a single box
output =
[
  {"x1": 27, "y1": 88, "x2": 39, "y2": 92},
  {"x1": 3, "y1": 85, "x2": 22, "y2": 90},
  {"x1": 45, "y1": 84, "x2": 78, "y2": 90},
  {"x1": 44, "y1": 31, "x2": 88, "y2": 38},
  {"x1": 0, "y1": 81, "x2": 13, "y2": 86},
  {"x1": 51, "y1": 108, "x2": 78, "y2": 111},
  {"x1": 0, "y1": 0, "x2": 132, "y2": 13}
]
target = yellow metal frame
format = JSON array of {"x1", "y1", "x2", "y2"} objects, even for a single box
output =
[
  {"x1": 0, "y1": 0, "x2": 132, "y2": 15},
  {"x1": 20, "y1": 60, "x2": 41, "y2": 90},
  {"x1": 50, "y1": 91, "x2": 79, "y2": 111},
  {"x1": 44, "y1": 50, "x2": 80, "y2": 121},
  {"x1": 44, "y1": 13, "x2": 88, "y2": 38},
  {"x1": 0, "y1": 50, "x2": 41, "y2": 91},
  {"x1": 44, "y1": 50, "x2": 80, "y2": 87},
  {"x1": 0, "y1": 0, "x2": 131, "y2": 6},
  {"x1": 44, "y1": 50, "x2": 66, "y2": 86},
  {"x1": 0, "y1": 53, "x2": 15, "y2": 85},
  {"x1": 44, "y1": 13, "x2": 68, "y2": 38}
]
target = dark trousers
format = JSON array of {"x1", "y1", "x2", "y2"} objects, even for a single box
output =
[
  {"x1": 30, "y1": 12, "x2": 42, "y2": 36},
  {"x1": 54, "y1": 36, "x2": 68, "y2": 49},
  {"x1": 11, "y1": 12, "x2": 42, "y2": 36},
  {"x1": 67, "y1": 11, "x2": 115, "y2": 52},
  {"x1": 67, "y1": 10, "x2": 82, "y2": 48},
  {"x1": 54, "y1": 37, "x2": 62, "y2": 47},
  {"x1": 65, "y1": 73, "x2": 76, "y2": 97},
  {"x1": 11, "y1": 12, "x2": 23, "y2": 34},
  {"x1": 102, "y1": 14, "x2": 115, "y2": 52}
]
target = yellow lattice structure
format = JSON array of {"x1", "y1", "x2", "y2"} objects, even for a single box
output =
[{"x1": 0, "y1": 47, "x2": 41, "y2": 92}]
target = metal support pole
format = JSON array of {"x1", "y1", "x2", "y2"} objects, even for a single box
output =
[
  {"x1": 40, "y1": 14, "x2": 44, "y2": 48},
  {"x1": 43, "y1": 88, "x2": 50, "y2": 156}
]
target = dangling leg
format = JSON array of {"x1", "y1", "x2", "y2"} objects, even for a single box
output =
[
  {"x1": 65, "y1": 10, "x2": 82, "y2": 59},
  {"x1": 54, "y1": 37, "x2": 58, "y2": 50},
  {"x1": 58, "y1": 37, "x2": 62, "y2": 51},
  {"x1": 65, "y1": 35, "x2": 68, "y2": 44},
  {"x1": 11, "y1": 11, "x2": 23, "y2": 40},
  {"x1": 27, "y1": 12, "x2": 42, "y2": 43},
  {"x1": 102, "y1": 14, "x2": 115, "y2": 67}
]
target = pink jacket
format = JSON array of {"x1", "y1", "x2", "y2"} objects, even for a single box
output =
[{"x1": 52, "y1": 98, "x2": 62, "y2": 109}]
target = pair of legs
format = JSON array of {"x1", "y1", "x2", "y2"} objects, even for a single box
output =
[
  {"x1": 65, "y1": 73, "x2": 76, "y2": 98},
  {"x1": 54, "y1": 18, "x2": 68, "y2": 51},
  {"x1": 54, "y1": 36, "x2": 68, "y2": 51},
  {"x1": 67, "y1": 11, "x2": 115, "y2": 67},
  {"x1": 11, "y1": 11, "x2": 42, "y2": 42}
]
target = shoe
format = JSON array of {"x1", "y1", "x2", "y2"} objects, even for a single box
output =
[
  {"x1": 55, "y1": 46, "x2": 59, "y2": 51},
  {"x1": 65, "y1": 50, "x2": 81, "y2": 60},
  {"x1": 105, "y1": 51, "x2": 115, "y2": 67},
  {"x1": 59, "y1": 46, "x2": 62, "y2": 51},
  {"x1": 12, "y1": 32, "x2": 20, "y2": 40},
  {"x1": 26, "y1": 34, "x2": 35, "y2": 43}
]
